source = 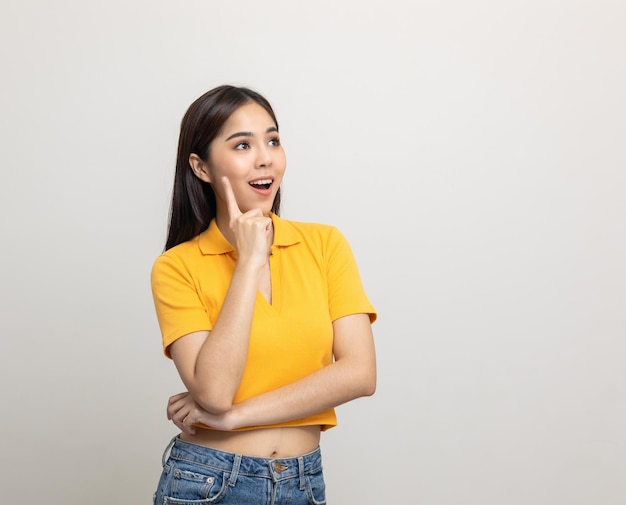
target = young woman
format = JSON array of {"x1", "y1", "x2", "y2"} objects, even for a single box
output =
[{"x1": 151, "y1": 85, "x2": 377, "y2": 504}]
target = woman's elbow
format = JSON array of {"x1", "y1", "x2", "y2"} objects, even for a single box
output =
[
  {"x1": 356, "y1": 366, "x2": 377, "y2": 397},
  {"x1": 362, "y1": 374, "x2": 377, "y2": 397},
  {"x1": 195, "y1": 391, "x2": 234, "y2": 415}
]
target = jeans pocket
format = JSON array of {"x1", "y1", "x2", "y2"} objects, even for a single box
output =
[
  {"x1": 161, "y1": 461, "x2": 228, "y2": 504},
  {"x1": 305, "y1": 468, "x2": 326, "y2": 505}
]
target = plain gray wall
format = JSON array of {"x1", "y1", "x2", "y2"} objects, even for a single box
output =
[{"x1": 1, "y1": 1, "x2": 625, "y2": 503}]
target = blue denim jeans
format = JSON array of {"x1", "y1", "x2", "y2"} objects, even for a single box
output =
[{"x1": 154, "y1": 437, "x2": 327, "y2": 505}]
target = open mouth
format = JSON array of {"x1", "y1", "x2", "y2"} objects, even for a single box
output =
[{"x1": 248, "y1": 179, "x2": 273, "y2": 190}]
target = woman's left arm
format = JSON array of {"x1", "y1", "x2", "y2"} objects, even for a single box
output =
[{"x1": 169, "y1": 312, "x2": 376, "y2": 432}]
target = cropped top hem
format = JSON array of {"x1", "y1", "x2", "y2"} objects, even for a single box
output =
[{"x1": 195, "y1": 414, "x2": 337, "y2": 433}]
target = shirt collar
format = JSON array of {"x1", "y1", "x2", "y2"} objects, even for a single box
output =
[{"x1": 198, "y1": 213, "x2": 300, "y2": 255}]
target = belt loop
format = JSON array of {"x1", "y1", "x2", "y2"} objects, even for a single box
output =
[
  {"x1": 161, "y1": 435, "x2": 178, "y2": 467},
  {"x1": 228, "y1": 454, "x2": 242, "y2": 487},
  {"x1": 298, "y1": 456, "x2": 306, "y2": 491}
]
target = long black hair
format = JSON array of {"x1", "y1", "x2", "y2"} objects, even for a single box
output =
[{"x1": 164, "y1": 85, "x2": 281, "y2": 251}]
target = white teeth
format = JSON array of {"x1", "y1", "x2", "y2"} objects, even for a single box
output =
[{"x1": 249, "y1": 179, "x2": 272, "y2": 185}]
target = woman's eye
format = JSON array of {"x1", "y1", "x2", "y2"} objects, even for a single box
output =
[
  {"x1": 268, "y1": 137, "x2": 281, "y2": 147},
  {"x1": 235, "y1": 142, "x2": 250, "y2": 150}
]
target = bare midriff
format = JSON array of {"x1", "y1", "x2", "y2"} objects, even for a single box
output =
[{"x1": 179, "y1": 425, "x2": 322, "y2": 458}]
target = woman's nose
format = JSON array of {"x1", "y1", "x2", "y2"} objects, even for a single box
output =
[{"x1": 256, "y1": 144, "x2": 272, "y2": 167}]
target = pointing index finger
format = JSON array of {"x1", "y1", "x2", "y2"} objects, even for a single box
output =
[{"x1": 221, "y1": 176, "x2": 242, "y2": 218}]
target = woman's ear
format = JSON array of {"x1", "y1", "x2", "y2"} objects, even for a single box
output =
[{"x1": 189, "y1": 153, "x2": 212, "y2": 183}]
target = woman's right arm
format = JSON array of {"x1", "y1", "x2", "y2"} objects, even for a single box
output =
[
  {"x1": 168, "y1": 262, "x2": 259, "y2": 414},
  {"x1": 168, "y1": 177, "x2": 272, "y2": 414}
]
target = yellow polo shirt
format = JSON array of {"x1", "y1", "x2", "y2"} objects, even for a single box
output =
[{"x1": 151, "y1": 214, "x2": 376, "y2": 431}]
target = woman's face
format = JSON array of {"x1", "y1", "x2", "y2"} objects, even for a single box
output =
[{"x1": 201, "y1": 101, "x2": 286, "y2": 216}]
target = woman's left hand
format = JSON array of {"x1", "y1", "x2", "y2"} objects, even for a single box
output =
[{"x1": 167, "y1": 392, "x2": 236, "y2": 434}]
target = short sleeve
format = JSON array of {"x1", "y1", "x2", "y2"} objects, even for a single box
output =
[
  {"x1": 325, "y1": 227, "x2": 377, "y2": 324},
  {"x1": 150, "y1": 253, "x2": 212, "y2": 357}
]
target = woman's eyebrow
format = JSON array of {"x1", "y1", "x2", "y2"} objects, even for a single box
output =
[{"x1": 225, "y1": 126, "x2": 278, "y2": 142}]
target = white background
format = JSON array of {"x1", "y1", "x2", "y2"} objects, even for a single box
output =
[{"x1": 1, "y1": 1, "x2": 625, "y2": 503}]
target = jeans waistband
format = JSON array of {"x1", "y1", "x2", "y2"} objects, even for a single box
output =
[{"x1": 162, "y1": 436, "x2": 323, "y2": 486}]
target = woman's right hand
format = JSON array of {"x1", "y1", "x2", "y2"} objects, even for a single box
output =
[{"x1": 222, "y1": 176, "x2": 272, "y2": 269}]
